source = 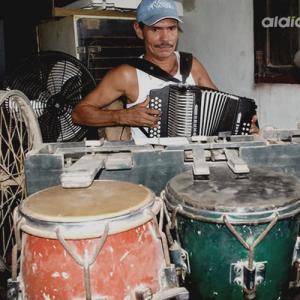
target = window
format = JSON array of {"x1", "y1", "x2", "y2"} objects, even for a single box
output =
[{"x1": 254, "y1": 0, "x2": 300, "y2": 83}]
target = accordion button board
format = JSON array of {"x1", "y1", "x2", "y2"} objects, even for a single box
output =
[
  {"x1": 148, "y1": 85, "x2": 257, "y2": 138},
  {"x1": 149, "y1": 96, "x2": 162, "y2": 137}
]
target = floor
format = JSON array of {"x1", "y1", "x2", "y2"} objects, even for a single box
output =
[{"x1": 0, "y1": 275, "x2": 299, "y2": 299}]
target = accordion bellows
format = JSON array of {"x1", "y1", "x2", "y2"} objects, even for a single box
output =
[{"x1": 148, "y1": 85, "x2": 257, "y2": 137}]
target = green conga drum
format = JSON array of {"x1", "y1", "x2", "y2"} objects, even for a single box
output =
[{"x1": 163, "y1": 164, "x2": 300, "y2": 300}]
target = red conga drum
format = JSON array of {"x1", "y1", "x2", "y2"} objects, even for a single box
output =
[{"x1": 15, "y1": 181, "x2": 187, "y2": 299}]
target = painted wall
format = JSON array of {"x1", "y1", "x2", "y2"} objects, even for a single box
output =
[{"x1": 179, "y1": 0, "x2": 300, "y2": 129}]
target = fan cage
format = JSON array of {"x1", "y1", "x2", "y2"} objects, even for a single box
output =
[{"x1": 5, "y1": 51, "x2": 97, "y2": 143}]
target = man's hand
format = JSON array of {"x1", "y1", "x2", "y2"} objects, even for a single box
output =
[
  {"x1": 119, "y1": 97, "x2": 161, "y2": 127},
  {"x1": 250, "y1": 115, "x2": 260, "y2": 135}
]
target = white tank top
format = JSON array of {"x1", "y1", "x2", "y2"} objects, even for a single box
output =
[{"x1": 127, "y1": 51, "x2": 196, "y2": 143}]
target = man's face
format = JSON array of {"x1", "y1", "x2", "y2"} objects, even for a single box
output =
[{"x1": 137, "y1": 19, "x2": 179, "y2": 60}]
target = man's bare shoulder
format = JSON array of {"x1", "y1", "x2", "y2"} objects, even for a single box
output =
[
  {"x1": 107, "y1": 64, "x2": 137, "y2": 84},
  {"x1": 97, "y1": 64, "x2": 138, "y2": 102},
  {"x1": 191, "y1": 57, "x2": 217, "y2": 89},
  {"x1": 191, "y1": 57, "x2": 208, "y2": 77}
]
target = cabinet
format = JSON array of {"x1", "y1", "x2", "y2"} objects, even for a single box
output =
[{"x1": 38, "y1": 14, "x2": 144, "y2": 82}]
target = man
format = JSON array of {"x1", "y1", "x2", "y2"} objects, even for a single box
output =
[{"x1": 72, "y1": 0, "x2": 257, "y2": 141}]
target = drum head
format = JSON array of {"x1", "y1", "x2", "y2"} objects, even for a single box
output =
[
  {"x1": 164, "y1": 164, "x2": 300, "y2": 222},
  {"x1": 20, "y1": 181, "x2": 154, "y2": 222}
]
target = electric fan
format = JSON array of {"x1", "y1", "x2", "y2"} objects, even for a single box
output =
[
  {"x1": 0, "y1": 90, "x2": 42, "y2": 273},
  {"x1": 4, "y1": 51, "x2": 97, "y2": 142}
]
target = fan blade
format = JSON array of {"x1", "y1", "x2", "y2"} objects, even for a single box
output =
[
  {"x1": 56, "y1": 113, "x2": 83, "y2": 142},
  {"x1": 29, "y1": 89, "x2": 51, "y2": 117},
  {"x1": 38, "y1": 112, "x2": 62, "y2": 143},
  {"x1": 60, "y1": 75, "x2": 82, "y2": 98},
  {"x1": 7, "y1": 71, "x2": 48, "y2": 101},
  {"x1": 47, "y1": 61, "x2": 81, "y2": 95}
]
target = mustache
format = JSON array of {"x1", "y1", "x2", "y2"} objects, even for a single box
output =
[{"x1": 154, "y1": 43, "x2": 174, "y2": 48}]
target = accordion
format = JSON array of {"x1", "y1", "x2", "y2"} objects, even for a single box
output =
[{"x1": 147, "y1": 85, "x2": 257, "y2": 138}]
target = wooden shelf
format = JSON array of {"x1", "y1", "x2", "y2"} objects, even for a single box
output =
[{"x1": 52, "y1": 7, "x2": 136, "y2": 18}]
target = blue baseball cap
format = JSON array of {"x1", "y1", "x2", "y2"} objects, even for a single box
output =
[{"x1": 137, "y1": 0, "x2": 183, "y2": 26}]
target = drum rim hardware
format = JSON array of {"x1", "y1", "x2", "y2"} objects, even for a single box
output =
[
  {"x1": 56, "y1": 224, "x2": 109, "y2": 300},
  {"x1": 290, "y1": 236, "x2": 300, "y2": 288},
  {"x1": 16, "y1": 197, "x2": 161, "y2": 239},
  {"x1": 163, "y1": 166, "x2": 300, "y2": 224},
  {"x1": 145, "y1": 199, "x2": 190, "y2": 298},
  {"x1": 20, "y1": 180, "x2": 154, "y2": 222},
  {"x1": 225, "y1": 214, "x2": 279, "y2": 299},
  {"x1": 160, "y1": 194, "x2": 191, "y2": 282},
  {"x1": 164, "y1": 189, "x2": 300, "y2": 224}
]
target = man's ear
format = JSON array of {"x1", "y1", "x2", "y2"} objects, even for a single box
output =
[{"x1": 133, "y1": 22, "x2": 144, "y2": 40}]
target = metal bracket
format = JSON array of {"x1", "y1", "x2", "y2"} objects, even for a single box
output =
[
  {"x1": 224, "y1": 149, "x2": 249, "y2": 174},
  {"x1": 292, "y1": 236, "x2": 300, "y2": 264},
  {"x1": 152, "y1": 287, "x2": 189, "y2": 300},
  {"x1": 230, "y1": 261, "x2": 267, "y2": 289},
  {"x1": 76, "y1": 46, "x2": 86, "y2": 54},
  {"x1": 192, "y1": 147, "x2": 209, "y2": 179},
  {"x1": 160, "y1": 264, "x2": 179, "y2": 290},
  {"x1": 60, "y1": 154, "x2": 105, "y2": 188},
  {"x1": 261, "y1": 128, "x2": 300, "y2": 142},
  {"x1": 104, "y1": 152, "x2": 133, "y2": 170},
  {"x1": 169, "y1": 241, "x2": 190, "y2": 280},
  {"x1": 87, "y1": 45, "x2": 102, "y2": 55},
  {"x1": 191, "y1": 135, "x2": 208, "y2": 143},
  {"x1": 135, "y1": 262, "x2": 189, "y2": 299},
  {"x1": 289, "y1": 236, "x2": 300, "y2": 288}
]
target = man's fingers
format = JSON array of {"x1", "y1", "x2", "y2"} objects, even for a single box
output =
[
  {"x1": 139, "y1": 96, "x2": 150, "y2": 107},
  {"x1": 142, "y1": 113, "x2": 159, "y2": 123},
  {"x1": 251, "y1": 115, "x2": 258, "y2": 124},
  {"x1": 138, "y1": 112, "x2": 160, "y2": 127},
  {"x1": 131, "y1": 105, "x2": 160, "y2": 116},
  {"x1": 146, "y1": 107, "x2": 161, "y2": 116}
]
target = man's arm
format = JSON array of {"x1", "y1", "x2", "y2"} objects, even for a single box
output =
[
  {"x1": 72, "y1": 65, "x2": 160, "y2": 128},
  {"x1": 191, "y1": 57, "x2": 218, "y2": 89}
]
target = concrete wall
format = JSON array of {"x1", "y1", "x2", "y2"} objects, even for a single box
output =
[{"x1": 179, "y1": 0, "x2": 300, "y2": 129}]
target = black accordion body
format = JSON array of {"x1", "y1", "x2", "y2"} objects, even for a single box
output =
[{"x1": 147, "y1": 85, "x2": 257, "y2": 138}]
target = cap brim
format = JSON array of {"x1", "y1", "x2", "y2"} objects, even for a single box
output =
[{"x1": 144, "y1": 16, "x2": 183, "y2": 26}]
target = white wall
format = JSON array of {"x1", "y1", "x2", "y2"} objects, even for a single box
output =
[{"x1": 179, "y1": 0, "x2": 300, "y2": 129}]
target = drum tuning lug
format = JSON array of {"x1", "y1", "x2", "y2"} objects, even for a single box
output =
[
  {"x1": 169, "y1": 241, "x2": 190, "y2": 280},
  {"x1": 256, "y1": 276, "x2": 264, "y2": 285},
  {"x1": 233, "y1": 262, "x2": 243, "y2": 274},
  {"x1": 7, "y1": 278, "x2": 22, "y2": 300},
  {"x1": 290, "y1": 237, "x2": 300, "y2": 288},
  {"x1": 292, "y1": 236, "x2": 300, "y2": 265},
  {"x1": 230, "y1": 261, "x2": 267, "y2": 291},
  {"x1": 234, "y1": 277, "x2": 243, "y2": 286}
]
